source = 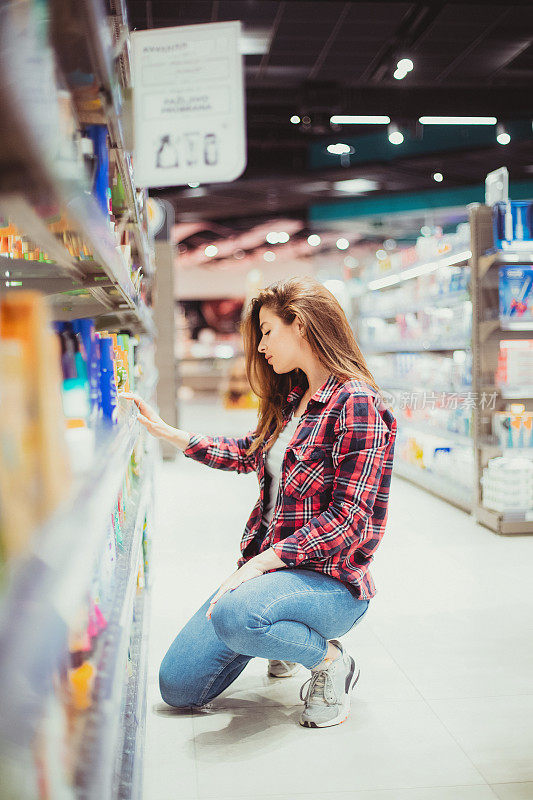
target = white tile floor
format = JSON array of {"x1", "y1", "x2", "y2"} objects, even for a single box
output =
[{"x1": 143, "y1": 398, "x2": 533, "y2": 800}]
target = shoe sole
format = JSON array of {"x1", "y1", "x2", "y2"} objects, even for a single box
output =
[{"x1": 299, "y1": 658, "x2": 360, "y2": 729}]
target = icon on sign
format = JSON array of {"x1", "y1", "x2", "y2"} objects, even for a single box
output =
[
  {"x1": 156, "y1": 135, "x2": 179, "y2": 168},
  {"x1": 184, "y1": 133, "x2": 201, "y2": 167},
  {"x1": 204, "y1": 133, "x2": 218, "y2": 166}
]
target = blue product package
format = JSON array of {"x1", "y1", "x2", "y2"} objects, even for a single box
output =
[
  {"x1": 493, "y1": 201, "x2": 533, "y2": 248},
  {"x1": 98, "y1": 337, "x2": 118, "y2": 424},
  {"x1": 85, "y1": 125, "x2": 110, "y2": 216},
  {"x1": 499, "y1": 266, "x2": 533, "y2": 326},
  {"x1": 72, "y1": 318, "x2": 101, "y2": 423}
]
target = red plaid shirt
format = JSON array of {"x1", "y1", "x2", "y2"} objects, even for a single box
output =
[{"x1": 182, "y1": 374, "x2": 396, "y2": 599}]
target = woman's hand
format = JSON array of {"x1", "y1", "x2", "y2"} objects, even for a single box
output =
[
  {"x1": 119, "y1": 392, "x2": 171, "y2": 440},
  {"x1": 206, "y1": 548, "x2": 287, "y2": 619},
  {"x1": 206, "y1": 562, "x2": 264, "y2": 619}
]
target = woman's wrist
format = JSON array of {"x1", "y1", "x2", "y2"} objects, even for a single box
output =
[
  {"x1": 164, "y1": 426, "x2": 191, "y2": 451},
  {"x1": 251, "y1": 547, "x2": 287, "y2": 573}
]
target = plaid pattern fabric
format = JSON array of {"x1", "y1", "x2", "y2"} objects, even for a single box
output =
[{"x1": 182, "y1": 374, "x2": 396, "y2": 599}]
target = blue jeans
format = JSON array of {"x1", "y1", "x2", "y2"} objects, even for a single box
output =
[{"x1": 159, "y1": 569, "x2": 369, "y2": 708}]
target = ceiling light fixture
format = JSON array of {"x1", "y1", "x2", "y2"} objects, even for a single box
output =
[
  {"x1": 266, "y1": 232, "x2": 279, "y2": 244},
  {"x1": 204, "y1": 245, "x2": 218, "y2": 257},
  {"x1": 333, "y1": 178, "x2": 379, "y2": 193},
  {"x1": 388, "y1": 123, "x2": 404, "y2": 145},
  {"x1": 263, "y1": 251, "x2": 276, "y2": 262},
  {"x1": 326, "y1": 143, "x2": 353, "y2": 155},
  {"x1": 393, "y1": 58, "x2": 413, "y2": 80},
  {"x1": 496, "y1": 124, "x2": 511, "y2": 145},
  {"x1": 376, "y1": 249, "x2": 387, "y2": 260},
  {"x1": 433, "y1": 172, "x2": 444, "y2": 182},
  {"x1": 419, "y1": 116, "x2": 497, "y2": 125},
  {"x1": 336, "y1": 238, "x2": 350, "y2": 250},
  {"x1": 188, "y1": 181, "x2": 200, "y2": 188},
  {"x1": 397, "y1": 58, "x2": 414, "y2": 72},
  {"x1": 290, "y1": 115, "x2": 301, "y2": 124},
  {"x1": 330, "y1": 115, "x2": 391, "y2": 125},
  {"x1": 307, "y1": 234, "x2": 321, "y2": 247},
  {"x1": 277, "y1": 231, "x2": 290, "y2": 243}
]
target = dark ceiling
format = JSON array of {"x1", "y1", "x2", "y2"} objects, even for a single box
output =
[{"x1": 125, "y1": 1, "x2": 533, "y2": 225}]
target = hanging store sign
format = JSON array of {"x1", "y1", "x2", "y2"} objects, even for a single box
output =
[{"x1": 131, "y1": 21, "x2": 246, "y2": 188}]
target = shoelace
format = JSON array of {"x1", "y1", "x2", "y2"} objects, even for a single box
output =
[{"x1": 300, "y1": 668, "x2": 337, "y2": 706}]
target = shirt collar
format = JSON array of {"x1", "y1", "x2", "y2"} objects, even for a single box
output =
[{"x1": 285, "y1": 373, "x2": 340, "y2": 407}]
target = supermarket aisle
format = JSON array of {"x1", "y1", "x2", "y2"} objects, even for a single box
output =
[{"x1": 143, "y1": 398, "x2": 533, "y2": 800}]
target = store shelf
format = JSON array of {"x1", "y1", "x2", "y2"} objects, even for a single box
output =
[
  {"x1": 475, "y1": 504, "x2": 533, "y2": 535},
  {"x1": 360, "y1": 290, "x2": 471, "y2": 319},
  {"x1": 381, "y1": 383, "x2": 473, "y2": 396},
  {"x1": 363, "y1": 338, "x2": 470, "y2": 354},
  {"x1": 0, "y1": 2, "x2": 153, "y2": 325},
  {"x1": 499, "y1": 319, "x2": 533, "y2": 331},
  {"x1": 394, "y1": 458, "x2": 473, "y2": 512},
  {"x1": 367, "y1": 249, "x2": 471, "y2": 291},
  {"x1": 478, "y1": 249, "x2": 533, "y2": 279},
  {"x1": 399, "y1": 421, "x2": 473, "y2": 447},
  {"x1": 480, "y1": 319, "x2": 533, "y2": 339},
  {"x1": 77, "y1": 469, "x2": 151, "y2": 800}
]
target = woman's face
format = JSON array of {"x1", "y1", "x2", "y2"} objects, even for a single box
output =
[{"x1": 257, "y1": 306, "x2": 305, "y2": 373}]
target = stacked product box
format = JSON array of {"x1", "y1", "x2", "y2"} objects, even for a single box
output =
[
  {"x1": 495, "y1": 340, "x2": 533, "y2": 393},
  {"x1": 482, "y1": 457, "x2": 533, "y2": 512},
  {"x1": 499, "y1": 266, "x2": 533, "y2": 329}
]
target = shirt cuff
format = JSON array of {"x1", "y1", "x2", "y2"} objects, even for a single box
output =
[{"x1": 270, "y1": 540, "x2": 308, "y2": 568}]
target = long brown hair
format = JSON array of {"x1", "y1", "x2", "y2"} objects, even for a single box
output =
[{"x1": 240, "y1": 276, "x2": 379, "y2": 455}]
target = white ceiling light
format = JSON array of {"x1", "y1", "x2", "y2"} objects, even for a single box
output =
[
  {"x1": 290, "y1": 115, "x2": 301, "y2": 124},
  {"x1": 277, "y1": 231, "x2": 290, "y2": 243},
  {"x1": 307, "y1": 234, "x2": 321, "y2": 247},
  {"x1": 432, "y1": 172, "x2": 444, "y2": 182},
  {"x1": 330, "y1": 115, "x2": 391, "y2": 125},
  {"x1": 384, "y1": 239, "x2": 397, "y2": 250},
  {"x1": 188, "y1": 181, "x2": 200, "y2": 188},
  {"x1": 376, "y1": 249, "x2": 387, "y2": 260},
  {"x1": 419, "y1": 116, "x2": 497, "y2": 125},
  {"x1": 496, "y1": 124, "x2": 511, "y2": 145},
  {"x1": 333, "y1": 178, "x2": 379, "y2": 193},
  {"x1": 336, "y1": 238, "x2": 350, "y2": 250},
  {"x1": 239, "y1": 30, "x2": 271, "y2": 55},
  {"x1": 393, "y1": 68, "x2": 407, "y2": 80},
  {"x1": 204, "y1": 245, "x2": 218, "y2": 257},
  {"x1": 266, "y1": 231, "x2": 279, "y2": 244},
  {"x1": 388, "y1": 123, "x2": 404, "y2": 145},
  {"x1": 263, "y1": 251, "x2": 276, "y2": 262},
  {"x1": 397, "y1": 58, "x2": 414, "y2": 72},
  {"x1": 327, "y1": 143, "x2": 353, "y2": 155}
]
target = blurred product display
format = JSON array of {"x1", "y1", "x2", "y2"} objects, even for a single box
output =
[
  {"x1": 355, "y1": 191, "x2": 533, "y2": 532},
  {"x1": 0, "y1": 1, "x2": 157, "y2": 798}
]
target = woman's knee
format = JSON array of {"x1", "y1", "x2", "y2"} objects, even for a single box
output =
[
  {"x1": 210, "y1": 589, "x2": 261, "y2": 648},
  {"x1": 159, "y1": 650, "x2": 203, "y2": 707}
]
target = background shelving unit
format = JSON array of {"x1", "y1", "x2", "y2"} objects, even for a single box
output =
[
  {"x1": 470, "y1": 203, "x2": 533, "y2": 535},
  {"x1": 0, "y1": 1, "x2": 158, "y2": 797},
  {"x1": 355, "y1": 245, "x2": 475, "y2": 513},
  {"x1": 356, "y1": 201, "x2": 533, "y2": 534}
]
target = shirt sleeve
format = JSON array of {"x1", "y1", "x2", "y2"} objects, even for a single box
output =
[
  {"x1": 182, "y1": 429, "x2": 259, "y2": 474},
  {"x1": 271, "y1": 391, "x2": 393, "y2": 566}
]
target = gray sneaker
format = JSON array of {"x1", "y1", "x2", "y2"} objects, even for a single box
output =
[
  {"x1": 267, "y1": 659, "x2": 301, "y2": 678},
  {"x1": 299, "y1": 639, "x2": 359, "y2": 728}
]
